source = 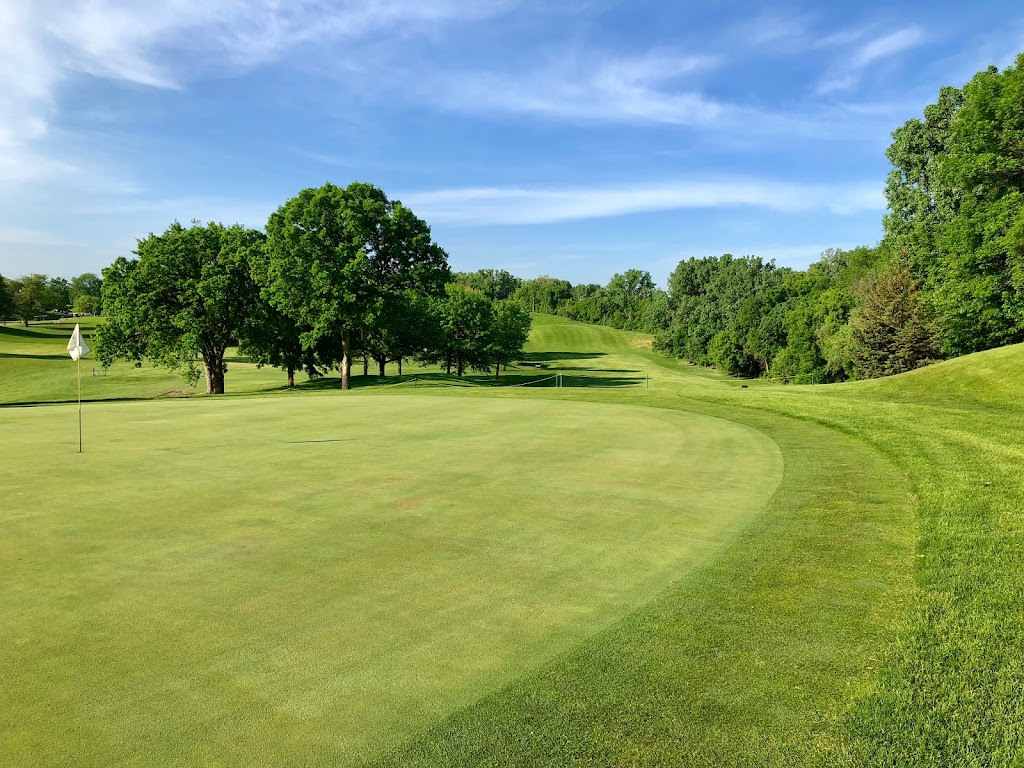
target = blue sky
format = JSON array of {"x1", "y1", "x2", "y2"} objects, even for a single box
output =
[{"x1": 1, "y1": 1, "x2": 1021, "y2": 286}]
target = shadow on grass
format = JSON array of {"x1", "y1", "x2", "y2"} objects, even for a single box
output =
[
  {"x1": 0, "y1": 352, "x2": 65, "y2": 360},
  {"x1": 0, "y1": 325, "x2": 69, "y2": 340},
  {"x1": 521, "y1": 351, "x2": 606, "y2": 363},
  {"x1": 296, "y1": 371, "x2": 644, "y2": 390}
]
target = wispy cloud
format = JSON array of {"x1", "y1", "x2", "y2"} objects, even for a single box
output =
[
  {"x1": 430, "y1": 51, "x2": 722, "y2": 125},
  {"x1": 402, "y1": 179, "x2": 883, "y2": 226},
  {"x1": 817, "y1": 26, "x2": 926, "y2": 94},
  {"x1": 0, "y1": 0, "x2": 515, "y2": 181},
  {"x1": 734, "y1": 11, "x2": 815, "y2": 50}
]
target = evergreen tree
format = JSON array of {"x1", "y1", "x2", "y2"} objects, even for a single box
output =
[{"x1": 850, "y1": 256, "x2": 940, "y2": 378}]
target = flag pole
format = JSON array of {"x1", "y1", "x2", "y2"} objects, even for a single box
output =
[
  {"x1": 78, "y1": 353, "x2": 82, "y2": 454},
  {"x1": 67, "y1": 322, "x2": 89, "y2": 454}
]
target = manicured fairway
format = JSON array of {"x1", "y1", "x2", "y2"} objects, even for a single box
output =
[{"x1": 0, "y1": 395, "x2": 781, "y2": 765}]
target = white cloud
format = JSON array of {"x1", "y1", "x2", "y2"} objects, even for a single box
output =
[
  {"x1": 0, "y1": 0, "x2": 515, "y2": 181},
  {"x1": 402, "y1": 179, "x2": 884, "y2": 226},
  {"x1": 817, "y1": 26, "x2": 925, "y2": 94},
  {"x1": 431, "y1": 51, "x2": 722, "y2": 125}
]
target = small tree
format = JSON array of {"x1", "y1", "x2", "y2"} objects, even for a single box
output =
[
  {"x1": 95, "y1": 221, "x2": 261, "y2": 394},
  {"x1": 490, "y1": 299, "x2": 532, "y2": 377},
  {"x1": 850, "y1": 255, "x2": 940, "y2": 378}
]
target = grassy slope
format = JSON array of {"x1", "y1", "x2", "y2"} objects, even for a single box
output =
[
  {"x1": 374, "y1": 317, "x2": 1024, "y2": 767},
  {"x1": 2, "y1": 315, "x2": 1022, "y2": 765}
]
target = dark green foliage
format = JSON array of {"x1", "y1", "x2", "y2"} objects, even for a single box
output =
[
  {"x1": 95, "y1": 221, "x2": 262, "y2": 394},
  {"x1": 428, "y1": 284, "x2": 496, "y2": 376},
  {"x1": 361, "y1": 290, "x2": 435, "y2": 376},
  {"x1": 658, "y1": 255, "x2": 782, "y2": 366},
  {"x1": 649, "y1": 247, "x2": 896, "y2": 383},
  {"x1": 555, "y1": 272, "x2": 676, "y2": 335},
  {"x1": 0, "y1": 274, "x2": 15, "y2": 320}
]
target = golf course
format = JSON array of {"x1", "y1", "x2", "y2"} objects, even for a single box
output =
[{"x1": 3, "y1": 314, "x2": 1020, "y2": 766}]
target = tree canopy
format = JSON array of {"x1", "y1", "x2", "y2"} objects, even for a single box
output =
[
  {"x1": 261, "y1": 181, "x2": 450, "y2": 390},
  {"x1": 95, "y1": 221, "x2": 262, "y2": 394}
]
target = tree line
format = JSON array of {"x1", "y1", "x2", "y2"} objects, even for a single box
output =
[
  {"x1": 93, "y1": 182, "x2": 532, "y2": 394},
  {"x1": 494, "y1": 54, "x2": 1024, "y2": 382},
  {"x1": 0, "y1": 273, "x2": 103, "y2": 323}
]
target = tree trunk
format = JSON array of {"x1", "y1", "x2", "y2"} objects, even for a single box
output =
[
  {"x1": 445, "y1": 357, "x2": 451, "y2": 375},
  {"x1": 495, "y1": 359, "x2": 501, "y2": 379},
  {"x1": 341, "y1": 328, "x2": 352, "y2": 391},
  {"x1": 203, "y1": 349, "x2": 225, "y2": 394},
  {"x1": 398, "y1": 358, "x2": 403, "y2": 375},
  {"x1": 362, "y1": 354, "x2": 369, "y2": 377},
  {"x1": 287, "y1": 364, "x2": 295, "y2": 388},
  {"x1": 457, "y1": 356, "x2": 465, "y2": 377},
  {"x1": 377, "y1": 356, "x2": 386, "y2": 377}
]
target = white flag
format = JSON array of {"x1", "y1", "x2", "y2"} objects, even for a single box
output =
[{"x1": 67, "y1": 323, "x2": 90, "y2": 361}]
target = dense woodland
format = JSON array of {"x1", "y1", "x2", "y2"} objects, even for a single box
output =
[{"x1": 3, "y1": 55, "x2": 1022, "y2": 386}]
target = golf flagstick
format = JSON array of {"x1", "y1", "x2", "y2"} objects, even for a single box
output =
[{"x1": 67, "y1": 324, "x2": 90, "y2": 453}]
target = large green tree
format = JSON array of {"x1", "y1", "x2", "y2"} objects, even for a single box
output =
[
  {"x1": 931, "y1": 55, "x2": 1024, "y2": 354},
  {"x1": 884, "y1": 55, "x2": 1024, "y2": 355},
  {"x1": 9, "y1": 274, "x2": 51, "y2": 325},
  {"x1": 261, "y1": 182, "x2": 449, "y2": 390},
  {"x1": 95, "y1": 221, "x2": 262, "y2": 394}
]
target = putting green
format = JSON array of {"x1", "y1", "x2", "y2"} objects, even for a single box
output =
[{"x1": 1, "y1": 395, "x2": 781, "y2": 766}]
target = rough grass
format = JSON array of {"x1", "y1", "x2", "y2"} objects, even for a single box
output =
[{"x1": 2, "y1": 314, "x2": 1022, "y2": 765}]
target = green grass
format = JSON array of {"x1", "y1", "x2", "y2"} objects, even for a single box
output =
[
  {"x1": 2, "y1": 314, "x2": 1022, "y2": 766},
  {"x1": 1, "y1": 394, "x2": 782, "y2": 765}
]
